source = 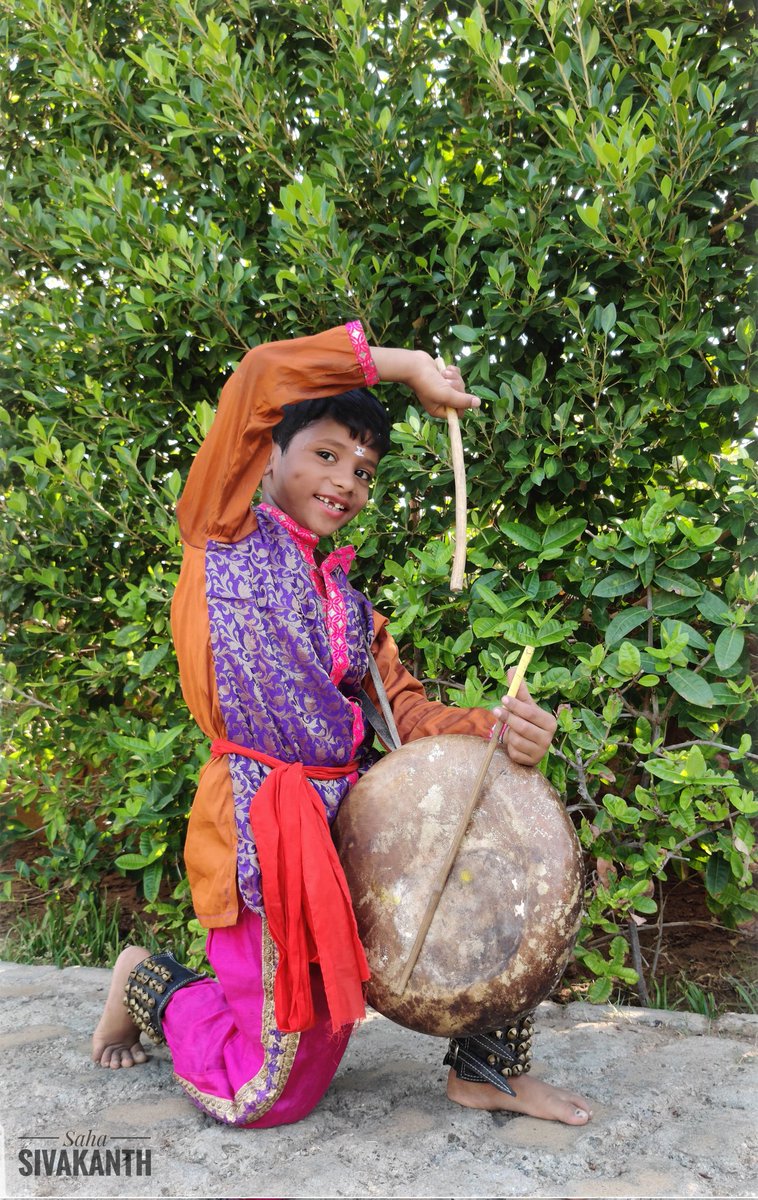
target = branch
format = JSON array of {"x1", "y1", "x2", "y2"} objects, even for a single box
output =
[
  {"x1": 627, "y1": 917, "x2": 651, "y2": 1006},
  {"x1": 662, "y1": 739, "x2": 758, "y2": 763},
  {"x1": 553, "y1": 747, "x2": 599, "y2": 811},
  {"x1": 709, "y1": 199, "x2": 757, "y2": 237}
]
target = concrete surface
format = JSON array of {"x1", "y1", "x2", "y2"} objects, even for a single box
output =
[{"x1": 0, "y1": 959, "x2": 756, "y2": 1199}]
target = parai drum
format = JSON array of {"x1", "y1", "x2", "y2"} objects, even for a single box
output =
[{"x1": 332, "y1": 734, "x2": 584, "y2": 1037}]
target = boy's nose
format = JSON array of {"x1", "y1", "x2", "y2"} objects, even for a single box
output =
[{"x1": 330, "y1": 468, "x2": 354, "y2": 494}]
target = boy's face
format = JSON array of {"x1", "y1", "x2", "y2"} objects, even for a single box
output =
[{"x1": 262, "y1": 417, "x2": 380, "y2": 538}]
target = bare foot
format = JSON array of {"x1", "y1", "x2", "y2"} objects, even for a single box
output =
[
  {"x1": 92, "y1": 946, "x2": 151, "y2": 1069},
  {"x1": 447, "y1": 1069, "x2": 593, "y2": 1125}
]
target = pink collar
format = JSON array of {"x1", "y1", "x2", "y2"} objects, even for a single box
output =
[{"x1": 259, "y1": 503, "x2": 355, "y2": 576}]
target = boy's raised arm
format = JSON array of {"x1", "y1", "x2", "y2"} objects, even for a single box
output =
[
  {"x1": 177, "y1": 324, "x2": 378, "y2": 548},
  {"x1": 370, "y1": 347, "x2": 481, "y2": 418}
]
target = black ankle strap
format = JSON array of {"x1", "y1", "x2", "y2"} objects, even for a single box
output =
[{"x1": 124, "y1": 951, "x2": 207, "y2": 1045}]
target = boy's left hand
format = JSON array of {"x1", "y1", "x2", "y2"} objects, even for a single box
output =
[{"x1": 491, "y1": 669, "x2": 557, "y2": 766}]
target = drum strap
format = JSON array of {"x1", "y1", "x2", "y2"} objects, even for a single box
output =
[{"x1": 359, "y1": 643, "x2": 402, "y2": 751}]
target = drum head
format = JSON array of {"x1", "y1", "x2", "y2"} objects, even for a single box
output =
[{"x1": 333, "y1": 735, "x2": 583, "y2": 1036}]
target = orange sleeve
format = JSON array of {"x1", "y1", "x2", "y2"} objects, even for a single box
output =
[
  {"x1": 366, "y1": 610, "x2": 495, "y2": 743},
  {"x1": 176, "y1": 324, "x2": 375, "y2": 547}
]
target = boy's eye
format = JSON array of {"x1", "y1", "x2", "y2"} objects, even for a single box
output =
[
  {"x1": 356, "y1": 468, "x2": 374, "y2": 484},
  {"x1": 316, "y1": 450, "x2": 336, "y2": 461}
]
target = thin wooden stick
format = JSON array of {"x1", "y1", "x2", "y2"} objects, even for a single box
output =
[
  {"x1": 434, "y1": 357, "x2": 467, "y2": 592},
  {"x1": 397, "y1": 645, "x2": 535, "y2": 993}
]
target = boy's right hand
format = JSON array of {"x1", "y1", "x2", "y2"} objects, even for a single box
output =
[
  {"x1": 370, "y1": 346, "x2": 480, "y2": 418},
  {"x1": 411, "y1": 352, "x2": 481, "y2": 418}
]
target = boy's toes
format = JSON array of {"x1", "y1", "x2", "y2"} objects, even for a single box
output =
[
  {"x1": 98, "y1": 1041, "x2": 147, "y2": 1069},
  {"x1": 561, "y1": 1103, "x2": 591, "y2": 1125},
  {"x1": 554, "y1": 1091, "x2": 593, "y2": 1124}
]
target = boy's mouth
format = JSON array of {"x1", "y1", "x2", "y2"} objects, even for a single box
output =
[{"x1": 315, "y1": 494, "x2": 347, "y2": 513}]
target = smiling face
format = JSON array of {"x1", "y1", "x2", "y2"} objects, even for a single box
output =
[{"x1": 261, "y1": 417, "x2": 380, "y2": 537}]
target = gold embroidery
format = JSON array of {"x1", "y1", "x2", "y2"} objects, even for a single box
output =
[{"x1": 174, "y1": 918, "x2": 300, "y2": 1125}]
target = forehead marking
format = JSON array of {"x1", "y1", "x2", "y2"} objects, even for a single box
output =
[{"x1": 354, "y1": 445, "x2": 366, "y2": 457}]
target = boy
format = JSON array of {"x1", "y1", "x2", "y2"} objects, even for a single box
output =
[{"x1": 93, "y1": 323, "x2": 592, "y2": 1128}]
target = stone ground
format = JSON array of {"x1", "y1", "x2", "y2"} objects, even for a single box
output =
[{"x1": 0, "y1": 959, "x2": 756, "y2": 1200}]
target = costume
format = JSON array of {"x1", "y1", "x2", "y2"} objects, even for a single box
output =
[{"x1": 128, "y1": 323, "x2": 503, "y2": 1127}]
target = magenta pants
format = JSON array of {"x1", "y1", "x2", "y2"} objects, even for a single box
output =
[{"x1": 161, "y1": 905, "x2": 352, "y2": 1127}]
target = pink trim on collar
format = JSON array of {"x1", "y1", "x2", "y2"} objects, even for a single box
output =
[
  {"x1": 259, "y1": 503, "x2": 318, "y2": 554},
  {"x1": 259, "y1": 503, "x2": 356, "y2": 688}
]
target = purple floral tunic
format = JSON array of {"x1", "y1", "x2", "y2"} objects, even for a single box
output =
[{"x1": 205, "y1": 504, "x2": 375, "y2": 913}]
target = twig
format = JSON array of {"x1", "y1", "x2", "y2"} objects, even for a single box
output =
[
  {"x1": 650, "y1": 878, "x2": 667, "y2": 980},
  {"x1": 709, "y1": 199, "x2": 757, "y2": 237},
  {"x1": 664, "y1": 739, "x2": 758, "y2": 763},
  {"x1": 627, "y1": 917, "x2": 651, "y2": 1006},
  {"x1": 552, "y1": 748, "x2": 599, "y2": 811}
]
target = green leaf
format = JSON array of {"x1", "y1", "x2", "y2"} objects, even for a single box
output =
[
  {"x1": 705, "y1": 853, "x2": 730, "y2": 897},
  {"x1": 587, "y1": 977, "x2": 613, "y2": 1002},
  {"x1": 736, "y1": 316, "x2": 755, "y2": 353},
  {"x1": 646, "y1": 26, "x2": 671, "y2": 55},
  {"x1": 684, "y1": 744, "x2": 707, "y2": 779},
  {"x1": 696, "y1": 591, "x2": 732, "y2": 626},
  {"x1": 541, "y1": 518, "x2": 586, "y2": 551},
  {"x1": 577, "y1": 204, "x2": 600, "y2": 230},
  {"x1": 731, "y1": 734, "x2": 752, "y2": 761},
  {"x1": 585, "y1": 25, "x2": 600, "y2": 62},
  {"x1": 531, "y1": 352, "x2": 547, "y2": 386},
  {"x1": 667, "y1": 669, "x2": 715, "y2": 708},
  {"x1": 714, "y1": 627, "x2": 744, "y2": 671},
  {"x1": 138, "y1": 645, "x2": 169, "y2": 677},
  {"x1": 617, "y1": 641, "x2": 641, "y2": 677},
  {"x1": 593, "y1": 571, "x2": 638, "y2": 598},
  {"x1": 450, "y1": 324, "x2": 481, "y2": 343},
  {"x1": 498, "y1": 522, "x2": 542, "y2": 552},
  {"x1": 600, "y1": 302, "x2": 616, "y2": 333},
  {"x1": 114, "y1": 853, "x2": 151, "y2": 871},
  {"x1": 605, "y1": 608, "x2": 648, "y2": 645},
  {"x1": 142, "y1": 859, "x2": 163, "y2": 902},
  {"x1": 582, "y1": 709, "x2": 607, "y2": 741},
  {"x1": 696, "y1": 82, "x2": 713, "y2": 113},
  {"x1": 111, "y1": 624, "x2": 146, "y2": 647},
  {"x1": 654, "y1": 567, "x2": 703, "y2": 597},
  {"x1": 475, "y1": 584, "x2": 509, "y2": 615},
  {"x1": 604, "y1": 609, "x2": 647, "y2": 648}
]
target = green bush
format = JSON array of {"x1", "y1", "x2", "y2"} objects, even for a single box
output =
[{"x1": 1, "y1": 0, "x2": 755, "y2": 998}]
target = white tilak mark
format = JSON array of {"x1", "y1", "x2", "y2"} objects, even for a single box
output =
[{"x1": 354, "y1": 445, "x2": 366, "y2": 457}]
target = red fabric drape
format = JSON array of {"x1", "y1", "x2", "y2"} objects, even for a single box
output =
[{"x1": 211, "y1": 739, "x2": 369, "y2": 1033}]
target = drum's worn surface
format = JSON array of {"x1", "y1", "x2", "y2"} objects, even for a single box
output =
[{"x1": 333, "y1": 735, "x2": 583, "y2": 1036}]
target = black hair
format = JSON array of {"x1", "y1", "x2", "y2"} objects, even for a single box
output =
[{"x1": 272, "y1": 388, "x2": 391, "y2": 459}]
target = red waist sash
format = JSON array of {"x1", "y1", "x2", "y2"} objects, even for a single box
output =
[{"x1": 210, "y1": 738, "x2": 369, "y2": 1034}]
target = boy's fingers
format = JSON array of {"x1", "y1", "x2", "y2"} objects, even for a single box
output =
[
  {"x1": 445, "y1": 390, "x2": 481, "y2": 410},
  {"x1": 502, "y1": 730, "x2": 544, "y2": 764},
  {"x1": 503, "y1": 697, "x2": 556, "y2": 730},
  {"x1": 504, "y1": 721, "x2": 549, "y2": 751}
]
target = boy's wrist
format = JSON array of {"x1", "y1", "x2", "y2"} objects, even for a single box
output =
[{"x1": 370, "y1": 346, "x2": 433, "y2": 387}]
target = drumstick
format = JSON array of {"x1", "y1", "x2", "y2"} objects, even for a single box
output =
[
  {"x1": 434, "y1": 357, "x2": 467, "y2": 592},
  {"x1": 397, "y1": 644, "x2": 536, "y2": 994}
]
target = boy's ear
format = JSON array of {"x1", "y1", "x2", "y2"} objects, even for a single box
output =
[{"x1": 262, "y1": 444, "x2": 279, "y2": 477}]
